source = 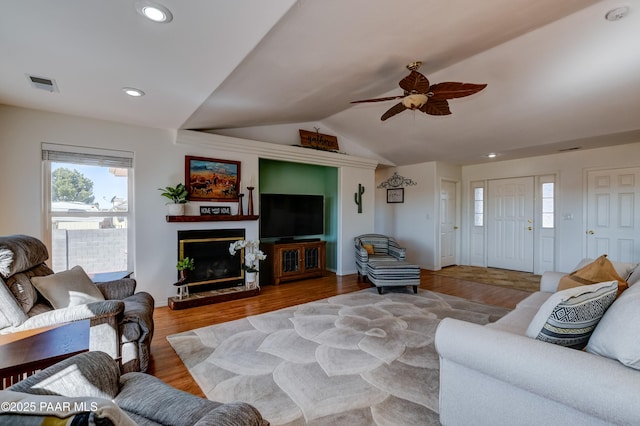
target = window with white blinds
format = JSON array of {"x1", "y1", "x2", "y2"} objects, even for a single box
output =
[{"x1": 42, "y1": 143, "x2": 134, "y2": 277}]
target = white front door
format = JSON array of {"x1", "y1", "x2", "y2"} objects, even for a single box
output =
[
  {"x1": 586, "y1": 167, "x2": 640, "y2": 263},
  {"x1": 440, "y1": 180, "x2": 457, "y2": 267},
  {"x1": 487, "y1": 177, "x2": 535, "y2": 272}
]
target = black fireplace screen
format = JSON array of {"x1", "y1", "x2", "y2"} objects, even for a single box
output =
[{"x1": 177, "y1": 229, "x2": 245, "y2": 289}]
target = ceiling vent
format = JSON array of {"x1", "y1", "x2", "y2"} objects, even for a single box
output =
[{"x1": 27, "y1": 75, "x2": 59, "y2": 93}]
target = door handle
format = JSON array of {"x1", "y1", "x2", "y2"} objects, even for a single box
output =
[
  {"x1": 527, "y1": 226, "x2": 532, "y2": 231},
  {"x1": 454, "y1": 226, "x2": 459, "y2": 230},
  {"x1": 587, "y1": 230, "x2": 594, "y2": 235}
]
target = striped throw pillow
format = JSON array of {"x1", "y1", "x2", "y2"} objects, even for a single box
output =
[{"x1": 525, "y1": 281, "x2": 618, "y2": 349}]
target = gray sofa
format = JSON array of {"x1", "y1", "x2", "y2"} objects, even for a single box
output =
[
  {"x1": 0, "y1": 234, "x2": 154, "y2": 373},
  {"x1": 1, "y1": 351, "x2": 269, "y2": 425},
  {"x1": 435, "y1": 259, "x2": 640, "y2": 425}
]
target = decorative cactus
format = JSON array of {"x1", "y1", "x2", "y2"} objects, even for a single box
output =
[{"x1": 354, "y1": 184, "x2": 365, "y2": 213}]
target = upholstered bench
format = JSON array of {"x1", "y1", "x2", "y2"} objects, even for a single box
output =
[{"x1": 366, "y1": 260, "x2": 420, "y2": 294}]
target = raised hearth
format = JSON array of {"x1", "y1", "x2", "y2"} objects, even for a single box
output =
[{"x1": 168, "y1": 287, "x2": 260, "y2": 310}]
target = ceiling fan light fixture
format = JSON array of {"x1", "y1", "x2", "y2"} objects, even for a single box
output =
[
  {"x1": 402, "y1": 94, "x2": 428, "y2": 109},
  {"x1": 351, "y1": 62, "x2": 486, "y2": 121},
  {"x1": 136, "y1": 1, "x2": 173, "y2": 23},
  {"x1": 406, "y1": 61, "x2": 423, "y2": 71}
]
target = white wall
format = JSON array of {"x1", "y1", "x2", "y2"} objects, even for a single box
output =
[
  {"x1": 338, "y1": 167, "x2": 375, "y2": 275},
  {"x1": 0, "y1": 105, "x2": 377, "y2": 306},
  {"x1": 375, "y1": 163, "x2": 440, "y2": 270}
]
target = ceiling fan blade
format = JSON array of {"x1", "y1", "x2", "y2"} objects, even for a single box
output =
[
  {"x1": 420, "y1": 99, "x2": 451, "y2": 116},
  {"x1": 351, "y1": 95, "x2": 404, "y2": 104},
  {"x1": 429, "y1": 82, "x2": 487, "y2": 100},
  {"x1": 381, "y1": 102, "x2": 407, "y2": 121},
  {"x1": 399, "y1": 70, "x2": 430, "y2": 94}
]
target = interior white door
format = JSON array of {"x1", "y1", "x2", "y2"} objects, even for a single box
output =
[
  {"x1": 586, "y1": 167, "x2": 640, "y2": 263},
  {"x1": 440, "y1": 180, "x2": 457, "y2": 267},
  {"x1": 487, "y1": 177, "x2": 535, "y2": 272}
]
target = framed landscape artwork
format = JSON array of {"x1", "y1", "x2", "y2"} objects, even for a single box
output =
[
  {"x1": 387, "y1": 188, "x2": 404, "y2": 203},
  {"x1": 185, "y1": 156, "x2": 241, "y2": 201}
]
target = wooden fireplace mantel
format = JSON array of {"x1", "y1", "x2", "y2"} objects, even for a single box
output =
[{"x1": 166, "y1": 215, "x2": 259, "y2": 222}]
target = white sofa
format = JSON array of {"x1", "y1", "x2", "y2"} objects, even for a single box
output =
[{"x1": 435, "y1": 259, "x2": 640, "y2": 426}]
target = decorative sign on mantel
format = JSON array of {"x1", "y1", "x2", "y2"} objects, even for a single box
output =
[
  {"x1": 299, "y1": 128, "x2": 340, "y2": 152},
  {"x1": 200, "y1": 206, "x2": 231, "y2": 216}
]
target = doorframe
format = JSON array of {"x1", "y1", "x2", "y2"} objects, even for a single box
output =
[
  {"x1": 582, "y1": 165, "x2": 640, "y2": 263},
  {"x1": 466, "y1": 173, "x2": 557, "y2": 274},
  {"x1": 438, "y1": 177, "x2": 461, "y2": 269}
]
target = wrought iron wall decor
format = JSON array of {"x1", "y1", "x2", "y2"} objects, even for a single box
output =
[{"x1": 377, "y1": 172, "x2": 417, "y2": 189}]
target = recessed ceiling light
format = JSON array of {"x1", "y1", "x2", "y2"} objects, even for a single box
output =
[
  {"x1": 486, "y1": 153, "x2": 497, "y2": 158},
  {"x1": 135, "y1": 1, "x2": 173, "y2": 23},
  {"x1": 122, "y1": 87, "x2": 145, "y2": 97}
]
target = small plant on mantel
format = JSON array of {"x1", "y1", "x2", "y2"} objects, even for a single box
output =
[
  {"x1": 176, "y1": 257, "x2": 195, "y2": 283},
  {"x1": 158, "y1": 183, "x2": 188, "y2": 215}
]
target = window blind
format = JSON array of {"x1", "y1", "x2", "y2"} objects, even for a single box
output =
[{"x1": 42, "y1": 143, "x2": 133, "y2": 168}]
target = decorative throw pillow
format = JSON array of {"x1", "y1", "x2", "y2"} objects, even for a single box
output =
[
  {"x1": 525, "y1": 281, "x2": 618, "y2": 349},
  {"x1": 558, "y1": 254, "x2": 628, "y2": 296},
  {"x1": 586, "y1": 282, "x2": 640, "y2": 369},
  {"x1": 363, "y1": 244, "x2": 375, "y2": 255},
  {"x1": 627, "y1": 265, "x2": 640, "y2": 287},
  {"x1": 31, "y1": 265, "x2": 105, "y2": 309}
]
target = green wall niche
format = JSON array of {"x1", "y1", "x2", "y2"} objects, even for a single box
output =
[{"x1": 259, "y1": 159, "x2": 338, "y2": 271}]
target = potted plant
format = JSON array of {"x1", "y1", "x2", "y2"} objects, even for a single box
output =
[
  {"x1": 229, "y1": 240, "x2": 267, "y2": 289},
  {"x1": 158, "y1": 183, "x2": 188, "y2": 215},
  {"x1": 176, "y1": 256, "x2": 195, "y2": 283}
]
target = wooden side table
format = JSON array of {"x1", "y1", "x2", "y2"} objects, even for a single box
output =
[{"x1": 0, "y1": 320, "x2": 90, "y2": 389}]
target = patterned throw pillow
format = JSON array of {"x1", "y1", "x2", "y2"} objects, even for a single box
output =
[{"x1": 525, "y1": 281, "x2": 618, "y2": 349}]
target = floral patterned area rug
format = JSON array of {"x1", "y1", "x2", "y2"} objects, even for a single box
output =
[{"x1": 167, "y1": 288, "x2": 510, "y2": 426}]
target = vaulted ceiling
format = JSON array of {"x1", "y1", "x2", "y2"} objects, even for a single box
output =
[{"x1": 2, "y1": 0, "x2": 639, "y2": 166}]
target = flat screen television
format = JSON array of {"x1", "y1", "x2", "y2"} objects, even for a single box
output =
[{"x1": 260, "y1": 193, "x2": 324, "y2": 240}]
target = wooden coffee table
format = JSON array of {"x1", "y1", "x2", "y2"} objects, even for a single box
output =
[{"x1": 0, "y1": 319, "x2": 90, "y2": 389}]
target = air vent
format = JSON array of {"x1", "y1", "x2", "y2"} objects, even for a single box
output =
[
  {"x1": 27, "y1": 75, "x2": 59, "y2": 92},
  {"x1": 558, "y1": 147, "x2": 581, "y2": 152}
]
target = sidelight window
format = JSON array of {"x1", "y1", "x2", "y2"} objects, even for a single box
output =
[
  {"x1": 473, "y1": 187, "x2": 484, "y2": 226},
  {"x1": 541, "y1": 182, "x2": 554, "y2": 228}
]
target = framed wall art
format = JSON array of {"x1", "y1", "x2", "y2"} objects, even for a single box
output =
[
  {"x1": 185, "y1": 156, "x2": 240, "y2": 201},
  {"x1": 386, "y1": 188, "x2": 404, "y2": 203}
]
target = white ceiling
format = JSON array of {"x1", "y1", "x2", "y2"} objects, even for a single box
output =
[{"x1": 2, "y1": 0, "x2": 639, "y2": 166}]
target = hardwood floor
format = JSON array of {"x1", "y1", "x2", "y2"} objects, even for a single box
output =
[{"x1": 149, "y1": 270, "x2": 531, "y2": 397}]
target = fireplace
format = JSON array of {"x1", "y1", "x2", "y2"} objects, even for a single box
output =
[{"x1": 177, "y1": 229, "x2": 245, "y2": 292}]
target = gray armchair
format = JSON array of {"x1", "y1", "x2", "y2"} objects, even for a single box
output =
[
  {"x1": 354, "y1": 233, "x2": 406, "y2": 282},
  {"x1": 0, "y1": 234, "x2": 154, "y2": 373},
  {"x1": 1, "y1": 351, "x2": 268, "y2": 425}
]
